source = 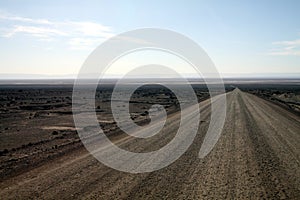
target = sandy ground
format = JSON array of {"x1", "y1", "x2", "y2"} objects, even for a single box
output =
[{"x1": 0, "y1": 88, "x2": 299, "y2": 199}]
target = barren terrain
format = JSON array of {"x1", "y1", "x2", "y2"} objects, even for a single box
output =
[{"x1": 0, "y1": 85, "x2": 299, "y2": 199}]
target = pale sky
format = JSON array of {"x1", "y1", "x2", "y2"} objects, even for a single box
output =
[{"x1": 0, "y1": 0, "x2": 300, "y2": 77}]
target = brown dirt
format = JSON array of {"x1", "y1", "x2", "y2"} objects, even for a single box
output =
[{"x1": 0, "y1": 88, "x2": 299, "y2": 199}]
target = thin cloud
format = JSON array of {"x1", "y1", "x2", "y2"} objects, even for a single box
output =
[
  {"x1": 67, "y1": 21, "x2": 113, "y2": 37},
  {"x1": 0, "y1": 12, "x2": 52, "y2": 25},
  {"x1": 0, "y1": 12, "x2": 114, "y2": 50},
  {"x1": 272, "y1": 39, "x2": 300, "y2": 46},
  {"x1": 0, "y1": 12, "x2": 157, "y2": 51},
  {"x1": 267, "y1": 51, "x2": 300, "y2": 56},
  {"x1": 4, "y1": 25, "x2": 68, "y2": 38},
  {"x1": 268, "y1": 37, "x2": 300, "y2": 56}
]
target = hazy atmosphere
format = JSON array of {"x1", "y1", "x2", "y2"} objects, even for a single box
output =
[{"x1": 0, "y1": 0, "x2": 300, "y2": 78}]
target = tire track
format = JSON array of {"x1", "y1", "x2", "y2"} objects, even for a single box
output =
[{"x1": 237, "y1": 90, "x2": 299, "y2": 199}]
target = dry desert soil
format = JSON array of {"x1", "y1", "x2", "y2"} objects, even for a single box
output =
[{"x1": 0, "y1": 88, "x2": 300, "y2": 199}]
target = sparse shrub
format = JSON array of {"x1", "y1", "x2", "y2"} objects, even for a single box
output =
[
  {"x1": 52, "y1": 131, "x2": 59, "y2": 135},
  {"x1": 0, "y1": 149, "x2": 9, "y2": 156},
  {"x1": 141, "y1": 111, "x2": 149, "y2": 116}
]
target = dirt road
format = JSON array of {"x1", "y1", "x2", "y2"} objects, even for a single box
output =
[{"x1": 0, "y1": 89, "x2": 299, "y2": 199}]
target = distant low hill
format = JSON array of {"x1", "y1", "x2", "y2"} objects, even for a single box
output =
[{"x1": 0, "y1": 73, "x2": 299, "y2": 80}]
